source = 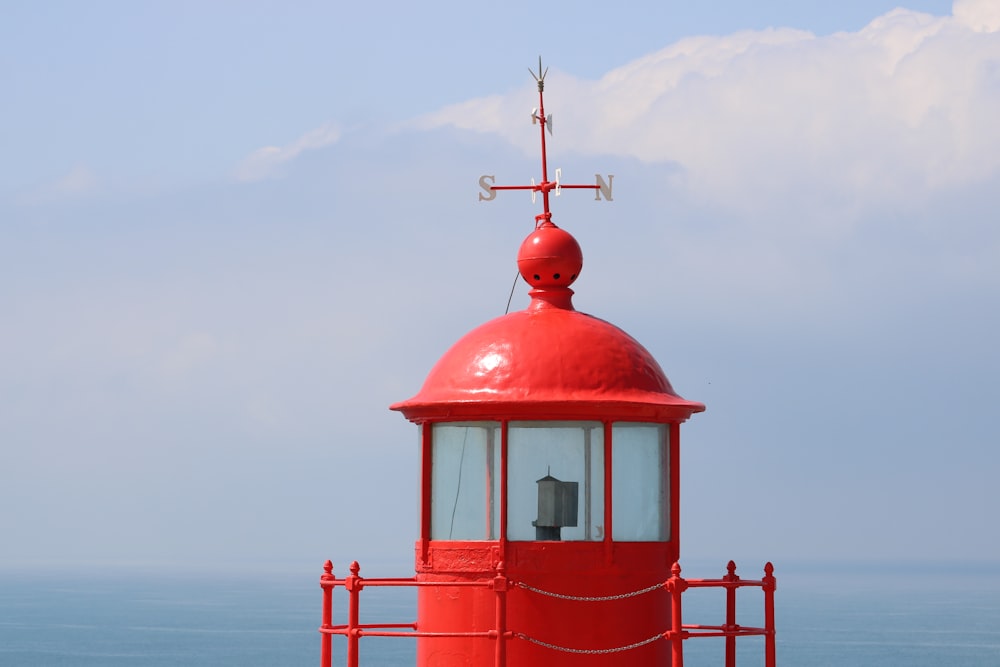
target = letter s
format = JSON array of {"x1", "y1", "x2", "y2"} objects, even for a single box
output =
[{"x1": 478, "y1": 174, "x2": 496, "y2": 201}]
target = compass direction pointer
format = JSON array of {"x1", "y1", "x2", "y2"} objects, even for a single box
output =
[
  {"x1": 476, "y1": 58, "x2": 614, "y2": 220},
  {"x1": 478, "y1": 174, "x2": 496, "y2": 201},
  {"x1": 594, "y1": 174, "x2": 614, "y2": 201}
]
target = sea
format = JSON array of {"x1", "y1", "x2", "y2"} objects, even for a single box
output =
[{"x1": 2, "y1": 561, "x2": 999, "y2": 666}]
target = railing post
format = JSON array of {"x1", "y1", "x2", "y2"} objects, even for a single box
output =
[
  {"x1": 723, "y1": 560, "x2": 739, "y2": 667},
  {"x1": 493, "y1": 560, "x2": 508, "y2": 667},
  {"x1": 320, "y1": 561, "x2": 336, "y2": 667},
  {"x1": 666, "y1": 562, "x2": 688, "y2": 667},
  {"x1": 345, "y1": 560, "x2": 363, "y2": 667},
  {"x1": 762, "y1": 562, "x2": 777, "y2": 667}
]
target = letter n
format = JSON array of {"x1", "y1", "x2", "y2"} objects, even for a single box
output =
[{"x1": 595, "y1": 174, "x2": 614, "y2": 201}]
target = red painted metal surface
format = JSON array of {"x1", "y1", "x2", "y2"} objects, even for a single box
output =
[
  {"x1": 413, "y1": 541, "x2": 678, "y2": 665},
  {"x1": 319, "y1": 560, "x2": 776, "y2": 667},
  {"x1": 486, "y1": 58, "x2": 602, "y2": 224},
  {"x1": 390, "y1": 287, "x2": 704, "y2": 422},
  {"x1": 666, "y1": 561, "x2": 777, "y2": 667}
]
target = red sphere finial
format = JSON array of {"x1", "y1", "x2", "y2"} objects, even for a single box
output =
[{"x1": 516, "y1": 216, "x2": 583, "y2": 307}]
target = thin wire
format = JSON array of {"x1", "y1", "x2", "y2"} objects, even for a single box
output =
[
  {"x1": 447, "y1": 427, "x2": 470, "y2": 539},
  {"x1": 504, "y1": 271, "x2": 519, "y2": 314}
]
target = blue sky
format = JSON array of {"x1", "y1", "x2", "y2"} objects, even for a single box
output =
[{"x1": 2, "y1": 0, "x2": 998, "y2": 575}]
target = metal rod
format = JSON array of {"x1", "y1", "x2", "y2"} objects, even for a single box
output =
[
  {"x1": 668, "y1": 562, "x2": 686, "y2": 667},
  {"x1": 320, "y1": 561, "x2": 335, "y2": 667},
  {"x1": 494, "y1": 561, "x2": 507, "y2": 667},
  {"x1": 724, "y1": 560, "x2": 738, "y2": 667},
  {"x1": 764, "y1": 562, "x2": 777, "y2": 667},
  {"x1": 345, "y1": 562, "x2": 361, "y2": 667}
]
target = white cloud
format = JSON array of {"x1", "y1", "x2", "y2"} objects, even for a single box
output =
[
  {"x1": 234, "y1": 122, "x2": 341, "y2": 182},
  {"x1": 404, "y1": 1, "x2": 1000, "y2": 336},
  {"x1": 417, "y1": 3, "x2": 1000, "y2": 222},
  {"x1": 53, "y1": 164, "x2": 100, "y2": 195},
  {"x1": 954, "y1": 0, "x2": 1000, "y2": 31},
  {"x1": 17, "y1": 164, "x2": 101, "y2": 205}
]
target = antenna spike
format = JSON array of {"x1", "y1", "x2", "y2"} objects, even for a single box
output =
[{"x1": 532, "y1": 56, "x2": 547, "y2": 92}]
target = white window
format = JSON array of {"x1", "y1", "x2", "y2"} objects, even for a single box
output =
[
  {"x1": 430, "y1": 422, "x2": 501, "y2": 540},
  {"x1": 612, "y1": 423, "x2": 668, "y2": 541},
  {"x1": 507, "y1": 421, "x2": 604, "y2": 541}
]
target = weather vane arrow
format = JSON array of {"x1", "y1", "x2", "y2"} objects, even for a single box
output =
[{"x1": 478, "y1": 57, "x2": 614, "y2": 225}]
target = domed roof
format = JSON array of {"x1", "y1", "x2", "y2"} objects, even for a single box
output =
[{"x1": 391, "y1": 222, "x2": 704, "y2": 423}]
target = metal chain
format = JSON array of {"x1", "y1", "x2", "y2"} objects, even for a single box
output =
[
  {"x1": 516, "y1": 631, "x2": 665, "y2": 654},
  {"x1": 515, "y1": 580, "x2": 664, "y2": 601}
]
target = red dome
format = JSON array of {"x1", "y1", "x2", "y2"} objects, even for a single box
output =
[
  {"x1": 392, "y1": 220, "x2": 703, "y2": 423},
  {"x1": 391, "y1": 289, "x2": 704, "y2": 423}
]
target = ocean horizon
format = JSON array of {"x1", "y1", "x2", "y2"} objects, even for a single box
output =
[{"x1": 2, "y1": 559, "x2": 998, "y2": 666}]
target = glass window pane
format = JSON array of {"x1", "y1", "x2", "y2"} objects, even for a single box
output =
[
  {"x1": 508, "y1": 421, "x2": 603, "y2": 541},
  {"x1": 612, "y1": 423, "x2": 668, "y2": 541},
  {"x1": 431, "y1": 422, "x2": 500, "y2": 540}
]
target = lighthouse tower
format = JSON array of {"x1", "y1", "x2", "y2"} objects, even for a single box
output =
[
  {"x1": 392, "y1": 222, "x2": 702, "y2": 666},
  {"x1": 319, "y1": 61, "x2": 776, "y2": 667}
]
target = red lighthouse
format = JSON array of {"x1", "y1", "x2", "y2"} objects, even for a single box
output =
[{"x1": 319, "y1": 61, "x2": 776, "y2": 667}]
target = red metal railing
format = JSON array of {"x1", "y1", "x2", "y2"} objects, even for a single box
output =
[
  {"x1": 666, "y1": 560, "x2": 776, "y2": 667},
  {"x1": 319, "y1": 560, "x2": 512, "y2": 667},
  {"x1": 319, "y1": 559, "x2": 775, "y2": 667}
]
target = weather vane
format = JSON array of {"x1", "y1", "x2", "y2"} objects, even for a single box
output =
[{"x1": 478, "y1": 57, "x2": 614, "y2": 226}]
